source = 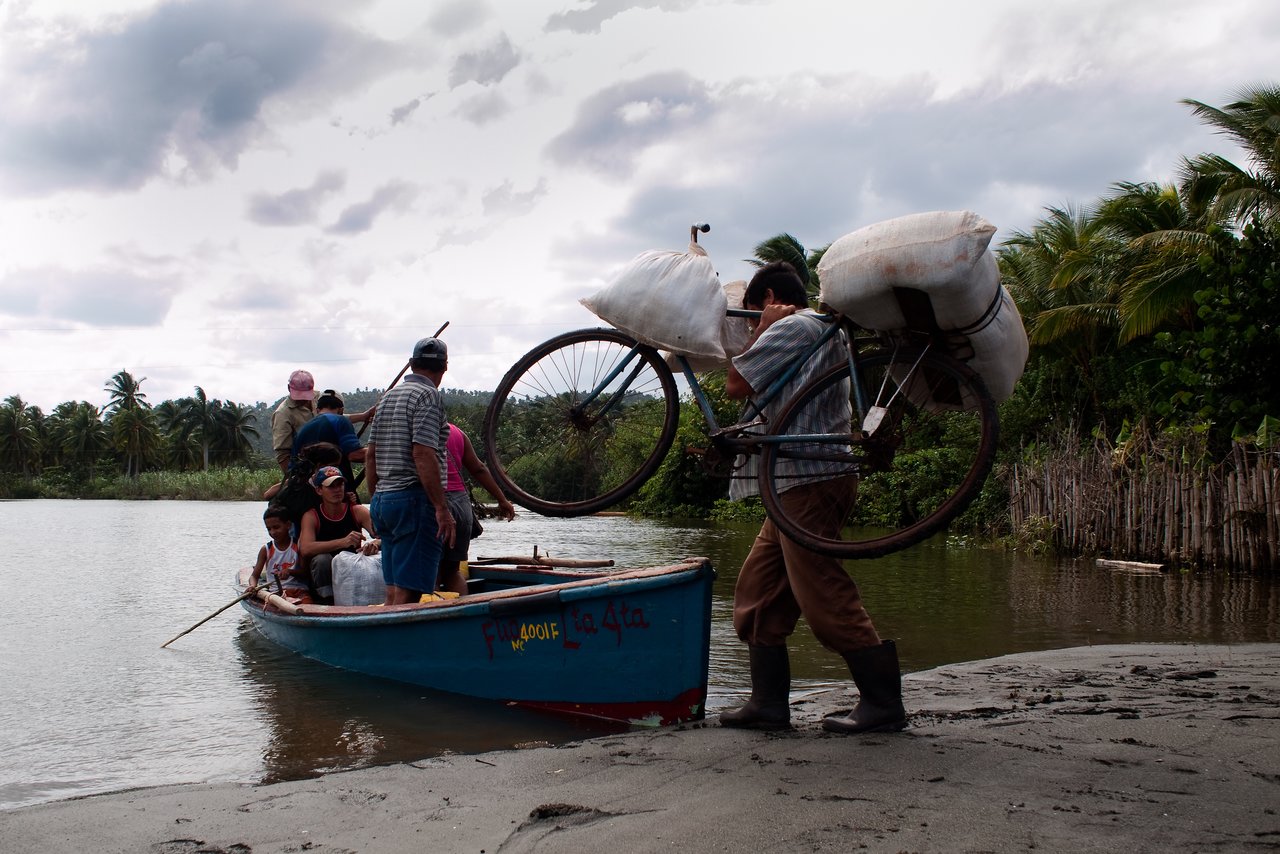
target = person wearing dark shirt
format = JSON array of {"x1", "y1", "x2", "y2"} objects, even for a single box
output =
[{"x1": 291, "y1": 390, "x2": 367, "y2": 486}]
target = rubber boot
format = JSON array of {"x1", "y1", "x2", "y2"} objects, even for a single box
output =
[
  {"x1": 822, "y1": 640, "x2": 907, "y2": 734},
  {"x1": 720, "y1": 645, "x2": 791, "y2": 730}
]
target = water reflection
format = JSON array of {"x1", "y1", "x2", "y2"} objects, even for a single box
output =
[
  {"x1": 234, "y1": 624, "x2": 625, "y2": 784},
  {"x1": 2, "y1": 500, "x2": 1276, "y2": 810}
]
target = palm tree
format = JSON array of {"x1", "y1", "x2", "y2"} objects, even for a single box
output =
[
  {"x1": 214, "y1": 401, "x2": 260, "y2": 466},
  {"x1": 744, "y1": 233, "x2": 818, "y2": 297},
  {"x1": 179, "y1": 387, "x2": 220, "y2": 471},
  {"x1": 0, "y1": 395, "x2": 43, "y2": 477},
  {"x1": 999, "y1": 204, "x2": 1123, "y2": 362},
  {"x1": 104, "y1": 370, "x2": 148, "y2": 413},
  {"x1": 154, "y1": 399, "x2": 200, "y2": 470},
  {"x1": 104, "y1": 369, "x2": 158, "y2": 476},
  {"x1": 1093, "y1": 181, "x2": 1224, "y2": 341},
  {"x1": 54, "y1": 402, "x2": 111, "y2": 475},
  {"x1": 1180, "y1": 84, "x2": 1280, "y2": 227},
  {"x1": 111, "y1": 405, "x2": 162, "y2": 477}
]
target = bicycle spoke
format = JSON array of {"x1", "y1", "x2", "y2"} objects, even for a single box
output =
[
  {"x1": 483, "y1": 329, "x2": 679, "y2": 516},
  {"x1": 760, "y1": 349, "x2": 998, "y2": 559}
]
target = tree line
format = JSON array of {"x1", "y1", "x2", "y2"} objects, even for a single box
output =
[{"x1": 0, "y1": 372, "x2": 262, "y2": 483}]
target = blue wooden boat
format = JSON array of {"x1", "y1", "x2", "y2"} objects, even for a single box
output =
[{"x1": 237, "y1": 556, "x2": 715, "y2": 726}]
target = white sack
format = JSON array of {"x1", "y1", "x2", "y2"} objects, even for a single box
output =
[
  {"x1": 893, "y1": 284, "x2": 1029, "y2": 410},
  {"x1": 664, "y1": 279, "x2": 752, "y2": 373},
  {"x1": 960, "y1": 285, "x2": 1029, "y2": 403},
  {"x1": 333, "y1": 551, "x2": 384, "y2": 606},
  {"x1": 817, "y1": 211, "x2": 998, "y2": 331},
  {"x1": 581, "y1": 241, "x2": 727, "y2": 360}
]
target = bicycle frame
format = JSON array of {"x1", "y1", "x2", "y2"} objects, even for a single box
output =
[
  {"x1": 564, "y1": 308, "x2": 935, "y2": 465},
  {"x1": 675, "y1": 310, "x2": 877, "y2": 456}
]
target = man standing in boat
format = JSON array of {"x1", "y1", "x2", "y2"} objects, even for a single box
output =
[
  {"x1": 720, "y1": 261, "x2": 906, "y2": 735},
  {"x1": 271, "y1": 370, "x2": 316, "y2": 473},
  {"x1": 364, "y1": 337, "x2": 456, "y2": 605}
]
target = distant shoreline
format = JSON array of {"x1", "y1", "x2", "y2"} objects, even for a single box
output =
[{"x1": 1, "y1": 467, "x2": 282, "y2": 501}]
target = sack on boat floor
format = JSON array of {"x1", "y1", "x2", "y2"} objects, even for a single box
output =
[{"x1": 332, "y1": 551, "x2": 384, "y2": 606}]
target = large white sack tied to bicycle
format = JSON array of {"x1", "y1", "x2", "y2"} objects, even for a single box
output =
[
  {"x1": 817, "y1": 210, "x2": 1028, "y2": 402},
  {"x1": 581, "y1": 241, "x2": 728, "y2": 361}
]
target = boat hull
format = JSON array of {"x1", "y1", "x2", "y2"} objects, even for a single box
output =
[{"x1": 240, "y1": 558, "x2": 715, "y2": 726}]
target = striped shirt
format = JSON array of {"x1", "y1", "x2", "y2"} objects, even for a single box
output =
[
  {"x1": 368, "y1": 373, "x2": 449, "y2": 494},
  {"x1": 729, "y1": 310, "x2": 851, "y2": 499}
]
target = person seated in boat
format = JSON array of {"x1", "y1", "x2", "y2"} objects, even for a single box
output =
[
  {"x1": 265, "y1": 441, "x2": 343, "y2": 534},
  {"x1": 289, "y1": 390, "x2": 370, "y2": 493},
  {"x1": 437, "y1": 423, "x2": 516, "y2": 595},
  {"x1": 248, "y1": 505, "x2": 311, "y2": 602},
  {"x1": 298, "y1": 465, "x2": 380, "y2": 604}
]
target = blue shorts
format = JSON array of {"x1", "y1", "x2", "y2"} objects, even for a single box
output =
[{"x1": 370, "y1": 488, "x2": 442, "y2": 595}]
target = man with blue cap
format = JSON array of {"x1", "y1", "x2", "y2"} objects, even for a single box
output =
[{"x1": 365, "y1": 337, "x2": 456, "y2": 605}]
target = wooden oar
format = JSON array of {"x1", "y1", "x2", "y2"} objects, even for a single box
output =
[
  {"x1": 160, "y1": 588, "x2": 257, "y2": 648},
  {"x1": 350, "y1": 320, "x2": 450, "y2": 490}
]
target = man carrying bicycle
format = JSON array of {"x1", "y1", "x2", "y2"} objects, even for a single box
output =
[{"x1": 720, "y1": 260, "x2": 907, "y2": 734}]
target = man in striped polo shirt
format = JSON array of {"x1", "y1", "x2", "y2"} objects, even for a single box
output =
[
  {"x1": 720, "y1": 261, "x2": 906, "y2": 735},
  {"x1": 365, "y1": 337, "x2": 456, "y2": 605}
]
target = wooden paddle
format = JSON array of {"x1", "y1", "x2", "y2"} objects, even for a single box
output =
[{"x1": 160, "y1": 588, "x2": 258, "y2": 648}]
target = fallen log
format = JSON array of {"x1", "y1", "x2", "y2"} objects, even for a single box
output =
[{"x1": 1095, "y1": 558, "x2": 1166, "y2": 572}]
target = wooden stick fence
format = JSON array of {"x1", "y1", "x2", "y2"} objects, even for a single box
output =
[{"x1": 1007, "y1": 433, "x2": 1279, "y2": 571}]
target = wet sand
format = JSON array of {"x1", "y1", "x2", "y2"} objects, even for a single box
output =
[{"x1": 3, "y1": 643, "x2": 1278, "y2": 853}]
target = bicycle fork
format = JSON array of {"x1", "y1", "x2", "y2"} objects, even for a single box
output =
[{"x1": 571, "y1": 345, "x2": 652, "y2": 427}]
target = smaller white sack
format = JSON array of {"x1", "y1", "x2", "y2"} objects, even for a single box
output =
[
  {"x1": 959, "y1": 285, "x2": 1028, "y2": 403},
  {"x1": 332, "y1": 551, "x2": 385, "y2": 606},
  {"x1": 581, "y1": 241, "x2": 727, "y2": 360},
  {"x1": 664, "y1": 279, "x2": 752, "y2": 373}
]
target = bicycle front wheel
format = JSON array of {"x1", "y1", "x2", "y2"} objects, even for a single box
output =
[
  {"x1": 759, "y1": 348, "x2": 998, "y2": 559},
  {"x1": 483, "y1": 328, "x2": 680, "y2": 516}
]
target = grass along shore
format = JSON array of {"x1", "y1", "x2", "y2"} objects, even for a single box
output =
[{"x1": 0, "y1": 467, "x2": 283, "y2": 501}]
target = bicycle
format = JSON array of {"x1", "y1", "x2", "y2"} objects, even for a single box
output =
[{"x1": 482, "y1": 225, "x2": 999, "y2": 559}]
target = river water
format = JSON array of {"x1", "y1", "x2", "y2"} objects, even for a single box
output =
[{"x1": 1, "y1": 499, "x2": 1276, "y2": 811}]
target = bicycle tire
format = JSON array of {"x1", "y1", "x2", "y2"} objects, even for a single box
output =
[
  {"x1": 759, "y1": 348, "x2": 998, "y2": 559},
  {"x1": 482, "y1": 328, "x2": 680, "y2": 516}
]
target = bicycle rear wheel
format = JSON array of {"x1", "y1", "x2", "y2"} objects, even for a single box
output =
[
  {"x1": 759, "y1": 348, "x2": 998, "y2": 559},
  {"x1": 483, "y1": 328, "x2": 680, "y2": 516}
]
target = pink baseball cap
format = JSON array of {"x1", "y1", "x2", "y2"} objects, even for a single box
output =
[{"x1": 288, "y1": 369, "x2": 315, "y2": 400}]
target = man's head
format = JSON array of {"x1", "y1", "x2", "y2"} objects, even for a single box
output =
[
  {"x1": 410, "y1": 337, "x2": 448, "y2": 374},
  {"x1": 315, "y1": 389, "x2": 344, "y2": 413},
  {"x1": 310, "y1": 465, "x2": 346, "y2": 498},
  {"x1": 288, "y1": 370, "x2": 315, "y2": 401},
  {"x1": 743, "y1": 261, "x2": 808, "y2": 310}
]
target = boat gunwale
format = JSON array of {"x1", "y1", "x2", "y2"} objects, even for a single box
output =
[{"x1": 240, "y1": 557, "x2": 713, "y2": 626}]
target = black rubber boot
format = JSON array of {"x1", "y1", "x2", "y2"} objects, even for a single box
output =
[
  {"x1": 822, "y1": 640, "x2": 907, "y2": 734},
  {"x1": 720, "y1": 645, "x2": 791, "y2": 730}
]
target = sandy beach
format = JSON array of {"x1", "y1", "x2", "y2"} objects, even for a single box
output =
[{"x1": 3, "y1": 642, "x2": 1277, "y2": 853}]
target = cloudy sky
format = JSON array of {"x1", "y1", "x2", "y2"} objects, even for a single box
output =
[{"x1": 1, "y1": 0, "x2": 1274, "y2": 412}]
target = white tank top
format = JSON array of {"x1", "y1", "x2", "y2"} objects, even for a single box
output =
[{"x1": 264, "y1": 540, "x2": 305, "y2": 591}]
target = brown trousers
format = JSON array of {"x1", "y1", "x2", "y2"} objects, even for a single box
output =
[{"x1": 732, "y1": 475, "x2": 880, "y2": 654}]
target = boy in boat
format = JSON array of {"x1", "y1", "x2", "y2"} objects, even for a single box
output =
[
  {"x1": 248, "y1": 505, "x2": 310, "y2": 602},
  {"x1": 298, "y1": 465, "x2": 380, "y2": 604}
]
